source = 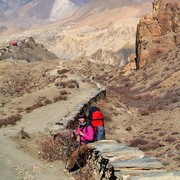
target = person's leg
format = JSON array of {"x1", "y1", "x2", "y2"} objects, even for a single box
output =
[
  {"x1": 66, "y1": 144, "x2": 88, "y2": 170},
  {"x1": 96, "y1": 126, "x2": 105, "y2": 140}
]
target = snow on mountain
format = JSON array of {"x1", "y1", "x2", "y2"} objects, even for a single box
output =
[
  {"x1": 50, "y1": 0, "x2": 79, "y2": 20},
  {"x1": 0, "y1": 0, "x2": 90, "y2": 26}
]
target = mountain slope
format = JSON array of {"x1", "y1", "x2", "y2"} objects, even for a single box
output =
[
  {"x1": 0, "y1": 0, "x2": 89, "y2": 27},
  {"x1": 0, "y1": 0, "x2": 152, "y2": 67},
  {"x1": 0, "y1": 0, "x2": 151, "y2": 28}
]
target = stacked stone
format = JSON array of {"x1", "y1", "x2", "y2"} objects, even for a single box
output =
[
  {"x1": 47, "y1": 84, "x2": 106, "y2": 136},
  {"x1": 88, "y1": 140, "x2": 180, "y2": 180}
]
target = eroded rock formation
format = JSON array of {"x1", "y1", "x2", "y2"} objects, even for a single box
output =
[{"x1": 136, "y1": 0, "x2": 180, "y2": 68}]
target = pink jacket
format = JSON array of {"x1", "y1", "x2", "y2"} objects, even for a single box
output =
[{"x1": 75, "y1": 125, "x2": 94, "y2": 144}]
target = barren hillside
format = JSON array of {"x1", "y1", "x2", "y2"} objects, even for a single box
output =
[{"x1": 0, "y1": 0, "x2": 179, "y2": 179}]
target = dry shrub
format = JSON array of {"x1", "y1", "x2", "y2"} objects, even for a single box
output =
[
  {"x1": 60, "y1": 90, "x2": 68, "y2": 95},
  {"x1": 175, "y1": 144, "x2": 180, "y2": 151},
  {"x1": 57, "y1": 69, "x2": 69, "y2": 74},
  {"x1": 138, "y1": 107, "x2": 150, "y2": 116},
  {"x1": 25, "y1": 102, "x2": 44, "y2": 113},
  {"x1": 144, "y1": 131, "x2": 153, "y2": 134},
  {"x1": 158, "y1": 132, "x2": 166, "y2": 137},
  {"x1": 69, "y1": 79, "x2": 78, "y2": 84},
  {"x1": 129, "y1": 138, "x2": 148, "y2": 147},
  {"x1": 149, "y1": 136, "x2": 157, "y2": 140},
  {"x1": 138, "y1": 142, "x2": 161, "y2": 151},
  {"x1": 59, "y1": 82, "x2": 68, "y2": 88},
  {"x1": 141, "y1": 93, "x2": 154, "y2": 101},
  {"x1": 44, "y1": 99, "x2": 52, "y2": 105},
  {"x1": 126, "y1": 126, "x2": 132, "y2": 131},
  {"x1": 163, "y1": 136, "x2": 176, "y2": 143},
  {"x1": 74, "y1": 165, "x2": 96, "y2": 180},
  {"x1": 0, "y1": 114, "x2": 22, "y2": 127},
  {"x1": 60, "y1": 75, "x2": 68, "y2": 78},
  {"x1": 129, "y1": 138, "x2": 160, "y2": 151},
  {"x1": 53, "y1": 95, "x2": 67, "y2": 102},
  {"x1": 154, "y1": 128, "x2": 162, "y2": 131},
  {"x1": 39, "y1": 132, "x2": 75, "y2": 162},
  {"x1": 68, "y1": 79, "x2": 79, "y2": 89},
  {"x1": 68, "y1": 84, "x2": 76, "y2": 88},
  {"x1": 171, "y1": 132, "x2": 179, "y2": 135}
]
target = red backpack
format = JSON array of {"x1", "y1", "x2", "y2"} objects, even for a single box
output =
[{"x1": 88, "y1": 107, "x2": 104, "y2": 128}]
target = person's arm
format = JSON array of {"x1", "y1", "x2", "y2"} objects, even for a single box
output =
[{"x1": 75, "y1": 127, "x2": 80, "y2": 136}]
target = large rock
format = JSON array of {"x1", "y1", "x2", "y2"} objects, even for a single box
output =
[
  {"x1": 0, "y1": 37, "x2": 58, "y2": 61},
  {"x1": 135, "y1": 0, "x2": 180, "y2": 68}
]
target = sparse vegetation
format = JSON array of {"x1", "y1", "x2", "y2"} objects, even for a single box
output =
[
  {"x1": 129, "y1": 138, "x2": 161, "y2": 151},
  {"x1": 53, "y1": 95, "x2": 67, "y2": 102},
  {"x1": 138, "y1": 107, "x2": 150, "y2": 116},
  {"x1": 60, "y1": 90, "x2": 68, "y2": 95},
  {"x1": 57, "y1": 69, "x2": 69, "y2": 74},
  {"x1": 0, "y1": 114, "x2": 22, "y2": 127}
]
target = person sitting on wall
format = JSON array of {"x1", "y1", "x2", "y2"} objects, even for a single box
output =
[{"x1": 65, "y1": 112, "x2": 94, "y2": 173}]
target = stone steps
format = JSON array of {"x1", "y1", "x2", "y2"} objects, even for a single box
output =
[{"x1": 88, "y1": 140, "x2": 180, "y2": 179}]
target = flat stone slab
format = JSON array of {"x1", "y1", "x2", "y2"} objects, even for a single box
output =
[
  {"x1": 46, "y1": 122, "x2": 66, "y2": 134},
  {"x1": 129, "y1": 171, "x2": 180, "y2": 180},
  {"x1": 101, "y1": 149, "x2": 144, "y2": 162},
  {"x1": 88, "y1": 140, "x2": 127, "y2": 153},
  {"x1": 111, "y1": 157, "x2": 163, "y2": 170},
  {"x1": 115, "y1": 170, "x2": 180, "y2": 180}
]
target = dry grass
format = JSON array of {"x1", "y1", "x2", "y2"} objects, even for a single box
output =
[
  {"x1": 25, "y1": 102, "x2": 44, "y2": 113},
  {"x1": 0, "y1": 114, "x2": 22, "y2": 127},
  {"x1": 57, "y1": 69, "x2": 69, "y2": 74},
  {"x1": 74, "y1": 165, "x2": 96, "y2": 180},
  {"x1": 53, "y1": 95, "x2": 67, "y2": 102},
  {"x1": 129, "y1": 138, "x2": 161, "y2": 151},
  {"x1": 138, "y1": 107, "x2": 150, "y2": 116},
  {"x1": 39, "y1": 132, "x2": 76, "y2": 162},
  {"x1": 44, "y1": 99, "x2": 52, "y2": 105},
  {"x1": 60, "y1": 90, "x2": 68, "y2": 95}
]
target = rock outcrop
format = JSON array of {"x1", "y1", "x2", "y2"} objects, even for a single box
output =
[
  {"x1": 135, "y1": 0, "x2": 180, "y2": 68},
  {"x1": 0, "y1": 37, "x2": 58, "y2": 61}
]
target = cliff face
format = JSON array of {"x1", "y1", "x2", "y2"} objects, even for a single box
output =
[{"x1": 136, "y1": 0, "x2": 180, "y2": 68}]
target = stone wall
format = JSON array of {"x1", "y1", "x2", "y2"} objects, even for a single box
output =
[
  {"x1": 88, "y1": 140, "x2": 180, "y2": 180},
  {"x1": 47, "y1": 78, "x2": 106, "y2": 136}
]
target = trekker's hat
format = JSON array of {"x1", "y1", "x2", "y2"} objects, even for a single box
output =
[{"x1": 77, "y1": 112, "x2": 87, "y2": 120}]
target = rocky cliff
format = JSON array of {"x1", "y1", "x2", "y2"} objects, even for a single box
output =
[{"x1": 136, "y1": 0, "x2": 180, "y2": 68}]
